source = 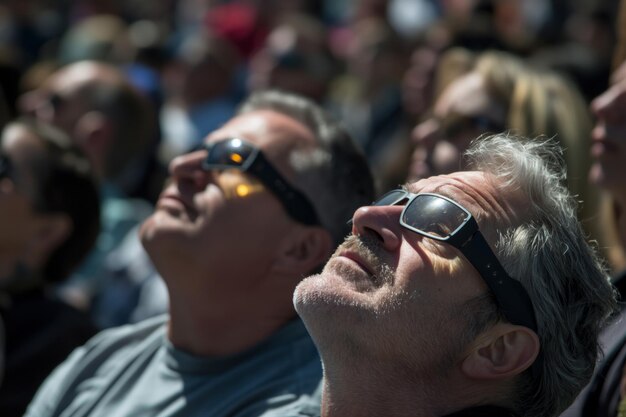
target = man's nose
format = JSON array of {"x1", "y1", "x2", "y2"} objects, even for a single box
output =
[
  {"x1": 350, "y1": 204, "x2": 404, "y2": 252},
  {"x1": 169, "y1": 149, "x2": 214, "y2": 190}
]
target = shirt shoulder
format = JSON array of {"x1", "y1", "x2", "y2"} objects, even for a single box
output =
[{"x1": 23, "y1": 315, "x2": 168, "y2": 417}]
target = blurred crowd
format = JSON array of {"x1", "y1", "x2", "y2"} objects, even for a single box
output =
[
  {"x1": 0, "y1": 0, "x2": 619, "y2": 188},
  {"x1": 0, "y1": 0, "x2": 625, "y2": 416}
]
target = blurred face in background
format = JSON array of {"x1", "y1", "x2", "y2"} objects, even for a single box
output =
[
  {"x1": 18, "y1": 63, "x2": 108, "y2": 136},
  {"x1": 247, "y1": 23, "x2": 332, "y2": 102},
  {"x1": 401, "y1": 45, "x2": 439, "y2": 120},
  {"x1": 408, "y1": 72, "x2": 506, "y2": 181},
  {"x1": 589, "y1": 67, "x2": 626, "y2": 197},
  {"x1": 0, "y1": 124, "x2": 43, "y2": 254},
  {"x1": 0, "y1": 123, "x2": 75, "y2": 289}
]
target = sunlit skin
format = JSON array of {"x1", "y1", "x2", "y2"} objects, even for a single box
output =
[
  {"x1": 139, "y1": 109, "x2": 328, "y2": 356},
  {"x1": 294, "y1": 170, "x2": 529, "y2": 417}
]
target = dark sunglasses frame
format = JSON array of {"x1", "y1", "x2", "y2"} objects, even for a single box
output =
[
  {"x1": 374, "y1": 189, "x2": 542, "y2": 375},
  {"x1": 438, "y1": 113, "x2": 506, "y2": 139},
  {"x1": 200, "y1": 138, "x2": 320, "y2": 226}
]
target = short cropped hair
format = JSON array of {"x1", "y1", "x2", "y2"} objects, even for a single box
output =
[
  {"x1": 462, "y1": 134, "x2": 617, "y2": 417},
  {"x1": 238, "y1": 90, "x2": 375, "y2": 247},
  {"x1": 12, "y1": 118, "x2": 101, "y2": 283}
]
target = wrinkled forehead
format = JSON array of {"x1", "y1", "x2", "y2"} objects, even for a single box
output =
[
  {"x1": 204, "y1": 109, "x2": 317, "y2": 177},
  {"x1": 209, "y1": 110, "x2": 317, "y2": 149},
  {"x1": 406, "y1": 171, "x2": 525, "y2": 233}
]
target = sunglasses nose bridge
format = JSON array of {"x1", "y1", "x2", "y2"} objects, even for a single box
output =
[{"x1": 169, "y1": 149, "x2": 214, "y2": 188}]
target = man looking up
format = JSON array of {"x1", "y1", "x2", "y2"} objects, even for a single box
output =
[
  {"x1": 0, "y1": 118, "x2": 100, "y2": 417},
  {"x1": 18, "y1": 61, "x2": 158, "y2": 321},
  {"x1": 24, "y1": 90, "x2": 374, "y2": 417},
  {"x1": 294, "y1": 134, "x2": 617, "y2": 417}
]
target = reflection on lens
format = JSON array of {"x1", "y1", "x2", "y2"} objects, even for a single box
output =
[
  {"x1": 403, "y1": 195, "x2": 467, "y2": 238},
  {"x1": 230, "y1": 153, "x2": 244, "y2": 164},
  {"x1": 230, "y1": 138, "x2": 244, "y2": 148},
  {"x1": 236, "y1": 184, "x2": 251, "y2": 197},
  {"x1": 204, "y1": 138, "x2": 254, "y2": 169}
]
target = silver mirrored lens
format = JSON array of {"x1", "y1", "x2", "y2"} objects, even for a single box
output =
[
  {"x1": 207, "y1": 139, "x2": 254, "y2": 167},
  {"x1": 403, "y1": 194, "x2": 468, "y2": 238}
]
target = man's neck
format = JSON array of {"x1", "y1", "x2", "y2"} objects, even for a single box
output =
[
  {"x1": 318, "y1": 360, "x2": 497, "y2": 417},
  {"x1": 166, "y1": 289, "x2": 296, "y2": 357},
  {"x1": 319, "y1": 364, "x2": 444, "y2": 417}
]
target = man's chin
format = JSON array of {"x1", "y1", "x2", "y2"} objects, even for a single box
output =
[
  {"x1": 293, "y1": 268, "x2": 373, "y2": 321},
  {"x1": 138, "y1": 212, "x2": 184, "y2": 253},
  {"x1": 138, "y1": 213, "x2": 160, "y2": 245},
  {"x1": 293, "y1": 273, "x2": 322, "y2": 314},
  {"x1": 293, "y1": 272, "x2": 349, "y2": 322}
]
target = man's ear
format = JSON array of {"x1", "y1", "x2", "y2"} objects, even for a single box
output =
[
  {"x1": 461, "y1": 323, "x2": 540, "y2": 380},
  {"x1": 273, "y1": 226, "x2": 334, "y2": 276}
]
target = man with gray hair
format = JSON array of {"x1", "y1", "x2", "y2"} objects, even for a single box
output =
[
  {"x1": 24, "y1": 90, "x2": 374, "y2": 417},
  {"x1": 294, "y1": 134, "x2": 617, "y2": 417}
]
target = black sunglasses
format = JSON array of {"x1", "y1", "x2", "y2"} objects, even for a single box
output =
[
  {"x1": 439, "y1": 114, "x2": 506, "y2": 139},
  {"x1": 372, "y1": 189, "x2": 538, "y2": 333},
  {"x1": 372, "y1": 189, "x2": 542, "y2": 375},
  {"x1": 200, "y1": 138, "x2": 320, "y2": 226}
]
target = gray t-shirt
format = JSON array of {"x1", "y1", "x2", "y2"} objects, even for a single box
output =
[{"x1": 24, "y1": 315, "x2": 322, "y2": 417}]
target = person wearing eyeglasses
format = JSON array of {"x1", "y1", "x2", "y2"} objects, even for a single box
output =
[
  {"x1": 407, "y1": 49, "x2": 602, "y2": 249},
  {"x1": 0, "y1": 118, "x2": 100, "y2": 417},
  {"x1": 293, "y1": 134, "x2": 617, "y2": 417},
  {"x1": 23, "y1": 90, "x2": 374, "y2": 417}
]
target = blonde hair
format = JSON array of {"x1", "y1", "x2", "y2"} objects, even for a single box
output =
[
  {"x1": 476, "y1": 51, "x2": 594, "y2": 206},
  {"x1": 435, "y1": 49, "x2": 601, "y2": 246}
]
